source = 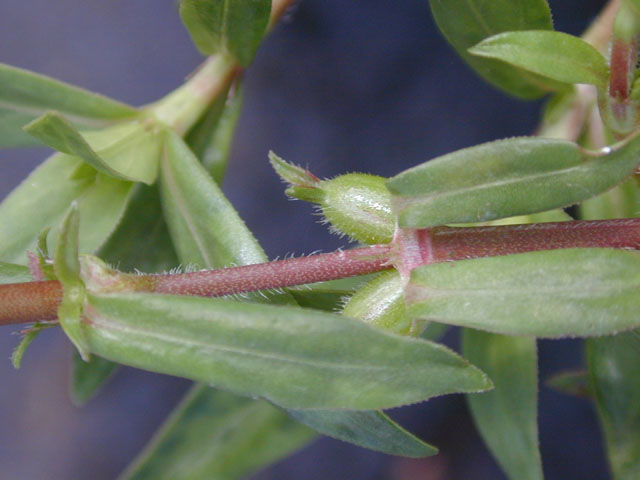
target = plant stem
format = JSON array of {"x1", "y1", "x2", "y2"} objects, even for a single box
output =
[
  {"x1": 146, "y1": 244, "x2": 393, "y2": 297},
  {"x1": 0, "y1": 281, "x2": 61, "y2": 326},
  {"x1": 3, "y1": 218, "x2": 640, "y2": 327},
  {"x1": 395, "y1": 218, "x2": 640, "y2": 275}
]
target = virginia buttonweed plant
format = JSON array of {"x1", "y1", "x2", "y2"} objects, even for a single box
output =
[{"x1": 1, "y1": 0, "x2": 640, "y2": 479}]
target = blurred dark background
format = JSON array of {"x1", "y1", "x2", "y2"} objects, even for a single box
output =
[{"x1": 0, "y1": 1, "x2": 610, "y2": 479}]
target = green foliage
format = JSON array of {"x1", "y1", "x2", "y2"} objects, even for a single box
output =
[
  {"x1": 407, "y1": 249, "x2": 640, "y2": 337},
  {"x1": 180, "y1": 0, "x2": 271, "y2": 65},
  {"x1": 0, "y1": 63, "x2": 137, "y2": 148},
  {"x1": 470, "y1": 31, "x2": 609, "y2": 88},
  {"x1": 54, "y1": 205, "x2": 89, "y2": 360},
  {"x1": 463, "y1": 330, "x2": 543, "y2": 480},
  {"x1": 81, "y1": 291, "x2": 490, "y2": 410},
  {"x1": 588, "y1": 332, "x2": 640, "y2": 478},
  {"x1": 2, "y1": 1, "x2": 640, "y2": 478},
  {"x1": 121, "y1": 387, "x2": 314, "y2": 480},
  {"x1": 428, "y1": 0, "x2": 560, "y2": 98},
  {"x1": 387, "y1": 135, "x2": 640, "y2": 227}
]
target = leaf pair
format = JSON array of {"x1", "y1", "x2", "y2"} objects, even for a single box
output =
[{"x1": 429, "y1": 1, "x2": 608, "y2": 97}]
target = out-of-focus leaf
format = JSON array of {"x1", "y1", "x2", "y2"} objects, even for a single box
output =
[
  {"x1": 186, "y1": 82, "x2": 244, "y2": 183},
  {"x1": 24, "y1": 113, "x2": 161, "y2": 185},
  {"x1": 407, "y1": 248, "x2": 640, "y2": 338},
  {"x1": 69, "y1": 352, "x2": 118, "y2": 406},
  {"x1": 0, "y1": 262, "x2": 31, "y2": 284},
  {"x1": 179, "y1": 0, "x2": 271, "y2": 65},
  {"x1": 580, "y1": 177, "x2": 640, "y2": 220},
  {"x1": 0, "y1": 154, "x2": 136, "y2": 265},
  {"x1": 463, "y1": 330, "x2": 543, "y2": 480},
  {"x1": 388, "y1": 134, "x2": 640, "y2": 228},
  {"x1": 160, "y1": 131, "x2": 265, "y2": 269},
  {"x1": 546, "y1": 370, "x2": 591, "y2": 398},
  {"x1": 11, "y1": 322, "x2": 56, "y2": 369},
  {"x1": 470, "y1": 31, "x2": 609, "y2": 88},
  {"x1": 98, "y1": 184, "x2": 178, "y2": 274},
  {"x1": 0, "y1": 62, "x2": 137, "y2": 148},
  {"x1": 54, "y1": 205, "x2": 89, "y2": 360},
  {"x1": 428, "y1": 0, "x2": 559, "y2": 99},
  {"x1": 120, "y1": 386, "x2": 313, "y2": 480},
  {"x1": 82, "y1": 291, "x2": 491, "y2": 410},
  {"x1": 588, "y1": 331, "x2": 640, "y2": 478},
  {"x1": 288, "y1": 408, "x2": 436, "y2": 458},
  {"x1": 0, "y1": 154, "x2": 89, "y2": 263}
]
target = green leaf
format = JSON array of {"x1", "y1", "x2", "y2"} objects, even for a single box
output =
[
  {"x1": 97, "y1": 183, "x2": 178, "y2": 274},
  {"x1": 588, "y1": 331, "x2": 640, "y2": 478},
  {"x1": 24, "y1": 112, "x2": 161, "y2": 185},
  {"x1": 580, "y1": 177, "x2": 640, "y2": 220},
  {"x1": 70, "y1": 184, "x2": 178, "y2": 405},
  {"x1": 546, "y1": 370, "x2": 591, "y2": 398},
  {"x1": 387, "y1": 134, "x2": 640, "y2": 228},
  {"x1": 70, "y1": 352, "x2": 118, "y2": 406},
  {"x1": 0, "y1": 261, "x2": 31, "y2": 284},
  {"x1": 54, "y1": 204, "x2": 89, "y2": 360},
  {"x1": 11, "y1": 322, "x2": 56, "y2": 369},
  {"x1": 407, "y1": 248, "x2": 640, "y2": 338},
  {"x1": 0, "y1": 62, "x2": 137, "y2": 148},
  {"x1": 463, "y1": 330, "x2": 543, "y2": 480},
  {"x1": 0, "y1": 154, "x2": 89, "y2": 263},
  {"x1": 186, "y1": 82, "x2": 244, "y2": 183},
  {"x1": 160, "y1": 131, "x2": 265, "y2": 269},
  {"x1": 82, "y1": 292, "x2": 490, "y2": 410},
  {"x1": 157, "y1": 131, "x2": 442, "y2": 457},
  {"x1": 428, "y1": 0, "x2": 559, "y2": 99},
  {"x1": 469, "y1": 31, "x2": 609, "y2": 88},
  {"x1": 179, "y1": 0, "x2": 271, "y2": 66},
  {"x1": 287, "y1": 408, "x2": 436, "y2": 458},
  {"x1": 120, "y1": 386, "x2": 314, "y2": 480}
]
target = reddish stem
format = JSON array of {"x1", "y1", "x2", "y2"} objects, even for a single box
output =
[
  {"x1": 395, "y1": 218, "x2": 640, "y2": 275},
  {"x1": 147, "y1": 244, "x2": 393, "y2": 297},
  {"x1": 0, "y1": 281, "x2": 62, "y2": 326},
  {"x1": 2, "y1": 219, "x2": 640, "y2": 327}
]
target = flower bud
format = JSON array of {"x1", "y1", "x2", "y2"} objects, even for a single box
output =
[
  {"x1": 269, "y1": 152, "x2": 394, "y2": 244},
  {"x1": 342, "y1": 271, "x2": 425, "y2": 336}
]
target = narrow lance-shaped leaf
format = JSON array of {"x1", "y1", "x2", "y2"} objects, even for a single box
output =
[
  {"x1": 156, "y1": 131, "x2": 438, "y2": 460},
  {"x1": 469, "y1": 31, "x2": 609, "y2": 88},
  {"x1": 24, "y1": 112, "x2": 161, "y2": 185},
  {"x1": 54, "y1": 205, "x2": 89, "y2": 360},
  {"x1": 160, "y1": 130, "x2": 265, "y2": 269},
  {"x1": 120, "y1": 387, "x2": 314, "y2": 480},
  {"x1": 179, "y1": 0, "x2": 271, "y2": 66},
  {"x1": 428, "y1": 0, "x2": 561, "y2": 99},
  {"x1": 0, "y1": 62, "x2": 137, "y2": 148},
  {"x1": 388, "y1": 134, "x2": 640, "y2": 228},
  {"x1": 463, "y1": 330, "x2": 543, "y2": 480},
  {"x1": 407, "y1": 248, "x2": 640, "y2": 338},
  {"x1": 588, "y1": 332, "x2": 640, "y2": 479},
  {"x1": 82, "y1": 291, "x2": 490, "y2": 410},
  {"x1": 287, "y1": 408, "x2": 437, "y2": 458}
]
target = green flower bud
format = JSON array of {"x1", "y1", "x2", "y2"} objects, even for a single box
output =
[
  {"x1": 269, "y1": 152, "x2": 394, "y2": 244},
  {"x1": 342, "y1": 271, "x2": 425, "y2": 336}
]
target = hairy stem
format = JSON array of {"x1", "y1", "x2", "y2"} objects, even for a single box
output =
[{"x1": 3, "y1": 218, "x2": 640, "y2": 327}]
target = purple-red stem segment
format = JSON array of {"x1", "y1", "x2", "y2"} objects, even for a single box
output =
[{"x1": 2, "y1": 218, "x2": 640, "y2": 327}]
